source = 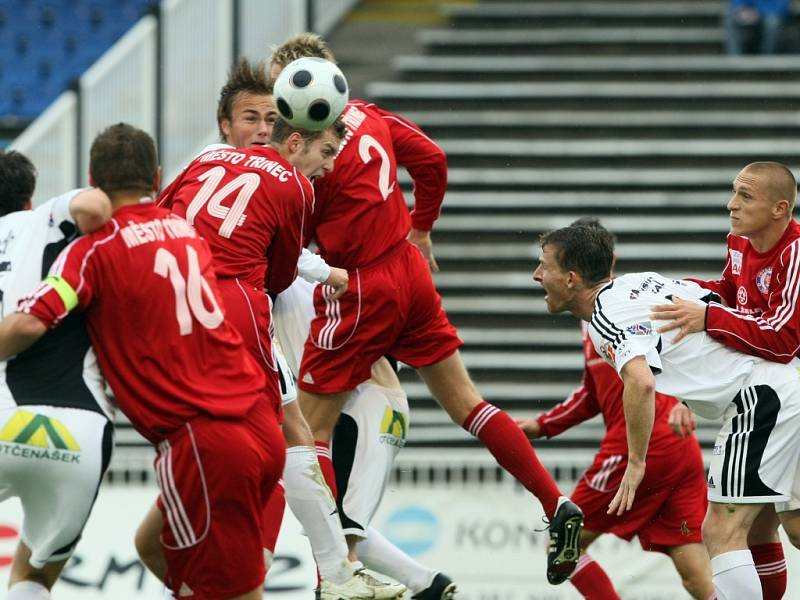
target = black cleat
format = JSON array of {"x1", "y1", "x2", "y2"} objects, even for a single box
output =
[
  {"x1": 412, "y1": 573, "x2": 457, "y2": 600},
  {"x1": 546, "y1": 498, "x2": 584, "y2": 585}
]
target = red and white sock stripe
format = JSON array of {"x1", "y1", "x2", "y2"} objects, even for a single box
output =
[{"x1": 467, "y1": 404, "x2": 500, "y2": 437}]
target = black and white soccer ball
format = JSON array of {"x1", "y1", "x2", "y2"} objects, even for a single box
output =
[{"x1": 274, "y1": 57, "x2": 349, "y2": 131}]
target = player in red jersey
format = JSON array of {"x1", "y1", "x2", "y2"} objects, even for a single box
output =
[
  {"x1": 652, "y1": 162, "x2": 800, "y2": 599},
  {"x1": 270, "y1": 35, "x2": 584, "y2": 587},
  {"x1": 153, "y1": 60, "x2": 405, "y2": 600},
  {"x1": 0, "y1": 124, "x2": 286, "y2": 600}
]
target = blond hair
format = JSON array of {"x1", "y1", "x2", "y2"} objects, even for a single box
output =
[{"x1": 269, "y1": 33, "x2": 336, "y2": 69}]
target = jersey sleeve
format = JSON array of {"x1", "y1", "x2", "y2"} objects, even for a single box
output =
[
  {"x1": 47, "y1": 188, "x2": 82, "y2": 227},
  {"x1": 264, "y1": 174, "x2": 309, "y2": 294},
  {"x1": 536, "y1": 373, "x2": 601, "y2": 438},
  {"x1": 590, "y1": 299, "x2": 663, "y2": 375},
  {"x1": 686, "y1": 235, "x2": 738, "y2": 306},
  {"x1": 297, "y1": 248, "x2": 331, "y2": 284},
  {"x1": 17, "y1": 237, "x2": 94, "y2": 328},
  {"x1": 378, "y1": 107, "x2": 447, "y2": 231},
  {"x1": 705, "y1": 240, "x2": 800, "y2": 363}
]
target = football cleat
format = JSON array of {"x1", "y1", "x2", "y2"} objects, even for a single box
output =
[
  {"x1": 320, "y1": 568, "x2": 406, "y2": 600},
  {"x1": 545, "y1": 497, "x2": 584, "y2": 585},
  {"x1": 412, "y1": 572, "x2": 457, "y2": 600}
]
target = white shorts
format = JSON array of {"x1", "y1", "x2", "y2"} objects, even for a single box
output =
[
  {"x1": 272, "y1": 277, "x2": 317, "y2": 379},
  {"x1": 332, "y1": 383, "x2": 409, "y2": 537},
  {"x1": 274, "y1": 342, "x2": 297, "y2": 406},
  {"x1": 0, "y1": 405, "x2": 112, "y2": 568},
  {"x1": 707, "y1": 364, "x2": 800, "y2": 506}
]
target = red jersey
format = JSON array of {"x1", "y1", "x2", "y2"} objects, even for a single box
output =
[
  {"x1": 536, "y1": 325, "x2": 684, "y2": 458},
  {"x1": 312, "y1": 100, "x2": 447, "y2": 269},
  {"x1": 691, "y1": 219, "x2": 800, "y2": 363},
  {"x1": 18, "y1": 203, "x2": 267, "y2": 444},
  {"x1": 159, "y1": 145, "x2": 314, "y2": 294}
]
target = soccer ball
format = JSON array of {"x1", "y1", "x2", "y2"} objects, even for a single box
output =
[{"x1": 274, "y1": 57, "x2": 349, "y2": 131}]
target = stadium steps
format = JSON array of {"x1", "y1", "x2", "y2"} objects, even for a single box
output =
[
  {"x1": 397, "y1": 108, "x2": 800, "y2": 139},
  {"x1": 365, "y1": 0, "x2": 761, "y2": 449},
  {"x1": 394, "y1": 55, "x2": 800, "y2": 82},
  {"x1": 368, "y1": 81, "x2": 800, "y2": 111}
]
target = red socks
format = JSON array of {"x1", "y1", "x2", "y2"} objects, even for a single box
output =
[
  {"x1": 569, "y1": 554, "x2": 620, "y2": 599},
  {"x1": 315, "y1": 440, "x2": 338, "y2": 497},
  {"x1": 750, "y1": 543, "x2": 787, "y2": 600},
  {"x1": 463, "y1": 401, "x2": 562, "y2": 517}
]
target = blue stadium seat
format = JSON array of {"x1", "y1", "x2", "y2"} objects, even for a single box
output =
[{"x1": 2, "y1": 0, "x2": 156, "y2": 120}]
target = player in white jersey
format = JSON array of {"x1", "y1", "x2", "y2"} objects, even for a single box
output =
[
  {"x1": 533, "y1": 222, "x2": 800, "y2": 600},
  {"x1": 0, "y1": 150, "x2": 113, "y2": 600}
]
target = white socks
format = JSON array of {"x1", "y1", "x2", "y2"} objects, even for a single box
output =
[
  {"x1": 711, "y1": 550, "x2": 762, "y2": 600},
  {"x1": 6, "y1": 581, "x2": 50, "y2": 600},
  {"x1": 283, "y1": 445, "x2": 352, "y2": 585},
  {"x1": 357, "y1": 526, "x2": 436, "y2": 593}
]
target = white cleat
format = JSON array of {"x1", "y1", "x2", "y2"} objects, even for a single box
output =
[{"x1": 320, "y1": 569, "x2": 407, "y2": 600}]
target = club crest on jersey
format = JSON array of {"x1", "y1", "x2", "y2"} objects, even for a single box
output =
[
  {"x1": 737, "y1": 286, "x2": 748, "y2": 306},
  {"x1": 755, "y1": 267, "x2": 772, "y2": 294},
  {"x1": 600, "y1": 341, "x2": 616, "y2": 362},
  {"x1": 626, "y1": 321, "x2": 653, "y2": 336},
  {"x1": 730, "y1": 249, "x2": 743, "y2": 275}
]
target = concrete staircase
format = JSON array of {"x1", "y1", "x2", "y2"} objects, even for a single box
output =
[{"x1": 362, "y1": 0, "x2": 800, "y2": 447}]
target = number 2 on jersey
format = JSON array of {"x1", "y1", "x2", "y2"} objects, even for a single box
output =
[
  {"x1": 154, "y1": 246, "x2": 224, "y2": 335},
  {"x1": 185, "y1": 165, "x2": 259, "y2": 238},
  {"x1": 358, "y1": 135, "x2": 395, "y2": 201}
]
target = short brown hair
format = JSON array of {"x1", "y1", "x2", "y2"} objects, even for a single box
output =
[
  {"x1": 217, "y1": 58, "x2": 273, "y2": 140},
  {"x1": 742, "y1": 161, "x2": 797, "y2": 212},
  {"x1": 269, "y1": 33, "x2": 336, "y2": 69},
  {"x1": 539, "y1": 224, "x2": 615, "y2": 286},
  {"x1": 270, "y1": 117, "x2": 346, "y2": 146},
  {"x1": 0, "y1": 150, "x2": 36, "y2": 216},
  {"x1": 89, "y1": 123, "x2": 158, "y2": 196}
]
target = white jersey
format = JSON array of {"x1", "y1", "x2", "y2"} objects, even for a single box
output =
[
  {"x1": 0, "y1": 191, "x2": 111, "y2": 418},
  {"x1": 588, "y1": 272, "x2": 772, "y2": 420}
]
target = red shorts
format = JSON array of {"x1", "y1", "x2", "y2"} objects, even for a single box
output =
[
  {"x1": 218, "y1": 278, "x2": 282, "y2": 418},
  {"x1": 299, "y1": 242, "x2": 463, "y2": 393},
  {"x1": 261, "y1": 481, "x2": 286, "y2": 556},
  {"x1": 572, "y1": 438, "x2": 707, "y2": 553},
  {"x1": 155, "y1": 400, "x2": 286, "y2": 599}
]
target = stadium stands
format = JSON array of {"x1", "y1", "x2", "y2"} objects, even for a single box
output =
[{"x1": 0, "y1": 0, "x2": 154, "y2": 119}]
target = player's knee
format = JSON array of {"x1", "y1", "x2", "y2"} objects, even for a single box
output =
[
  {"x1": 680, "y1": 572, "x2": 711, "y2": 599},
  {"x1": 784, "y1": 527, "x2": 800, "y2": 550},
  {"x1": 133, "y1": 522, "x2": 160, "y2": 565}
]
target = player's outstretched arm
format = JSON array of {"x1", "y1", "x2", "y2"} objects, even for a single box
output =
[
  {"x1": 516, "y1": 417, "x2": 542, "y2": 438},
  {"x1": 608, "y1": 356, "x2": 654, "y2": 516},
  {"x1": 70, "y1": 188, "x2": 112, "y2": 234},
  {"x1": 0, "y1": 313, "x2": 47, "y2": 360}
]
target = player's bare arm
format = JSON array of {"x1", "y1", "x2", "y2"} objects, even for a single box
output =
[
  {"x1": 408, "y1": 227, "x2": 439, "y2": 272},
  {"x1": 70, "y1": 188, "x2": 112, "y2": 234},
  {"x1": 0, "y1": 313, "x2": 47, "y2": 361},
  {"x1": 516, "y1": 417, "x2": 542, "y2": 439},
  {"x1": 608, "y1": 356, "x2": 654, "y2": 516},
  {"x1": 667, "y1": 403, "x2": 697, "y2": 438},
  {"x1": 650, "y1": 297, "x2": 707, "y2": 343}
]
